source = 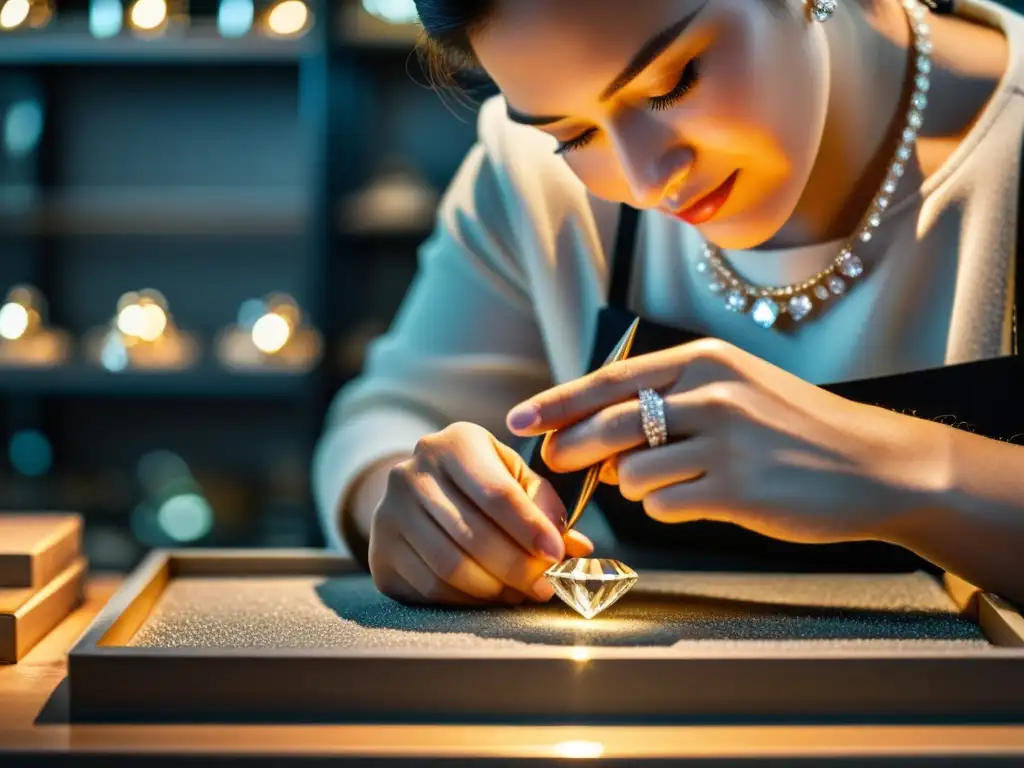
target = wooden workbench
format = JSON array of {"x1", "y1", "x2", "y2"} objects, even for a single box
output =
[{"x1": 3, "y1": 576, "x2": 1024, "y2": 765}]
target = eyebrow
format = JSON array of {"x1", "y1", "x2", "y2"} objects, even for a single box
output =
[{"x1": 505, "y1": 1, "x2": 709, "y2": 127}]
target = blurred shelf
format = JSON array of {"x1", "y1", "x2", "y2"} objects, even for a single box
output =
[
  {"x1": 0, "y1": 362, "x2": 315, "y2": 397},
  {"x1": 0, "y1": 26, "x2": 318, "y2": 65},
  {"x1": 0, "y1": 186, "x2": 308, "y2": 236},
  {"x1": 334, "y1": 6, "x2": 419, "y2": 53}
]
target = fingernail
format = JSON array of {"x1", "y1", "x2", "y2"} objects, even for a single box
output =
[
  {"x1": 508, "y1": 403, "x2": 539, "y2": 431},
  {"x1": 533, "y1": 531, "x2": 564, "y2": 562},
  {"x1": 532, "y1": 576, "x2": 555, "y2": 600}
]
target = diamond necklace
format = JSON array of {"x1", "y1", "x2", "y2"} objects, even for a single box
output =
[{"x1": 697, "y1": 0, "x2": 933, "y2": 330}]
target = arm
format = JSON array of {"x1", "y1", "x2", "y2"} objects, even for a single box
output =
[
  {"x1": 887, "y1": 428, "x2": 1024, "y2": 608},
  {"x1": 313, "y1": 101, "x2": 554, "y2": 561}
]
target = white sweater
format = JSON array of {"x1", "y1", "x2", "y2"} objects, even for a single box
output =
[{"x1": 314, "y1": 0, "x2": 1024, "y2": 552}]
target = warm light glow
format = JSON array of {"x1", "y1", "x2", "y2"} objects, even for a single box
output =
[
  {"x1": 138, "y1": 302, "x2": 168, "y2": 341},
  {"x1": 0, "y1": 0, "x2": 31, "y2": 29},
  {"x1": 266, "y1": 0, "x2": 307, "y2": 35},
  {"x1": 553, "y1": 740, "x2": 605, "y2": 759},
  {"x1": 0, "y1": 302, "x2": 29, "y2": 340},
  {"x1": 252, "y1": 311, "x2": 291, "y2": 353},
  {"x1": 568, "y1": 646, "x2": 591, "y2": 663},
  {"x1": 130, "y1": 0, "x2": 166, "y2": 30},
  {"x1": 117, "y1": 303, "x2": 145, "y2": 337}
]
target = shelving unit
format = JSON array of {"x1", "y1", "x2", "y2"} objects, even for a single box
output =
[{"x1": 0, "y1": 0, "x2": 480, "y2": 569}]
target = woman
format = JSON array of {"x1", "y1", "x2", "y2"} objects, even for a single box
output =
[{"x1": 314, "y1": 0, "x2": 1024, "y2": 607}]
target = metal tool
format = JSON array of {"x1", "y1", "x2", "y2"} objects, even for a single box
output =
[{"x1": 557, "y1": 317, "x2": 640, "y2": 532}]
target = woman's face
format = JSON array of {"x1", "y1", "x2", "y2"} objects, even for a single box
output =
[{"x1": 471, "y1": 0, "x2": 831, "y2": 250}]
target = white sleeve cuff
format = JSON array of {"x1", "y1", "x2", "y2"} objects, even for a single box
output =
[{"x1": 312, "y1": 408, "x2": 440, "y2": 553}]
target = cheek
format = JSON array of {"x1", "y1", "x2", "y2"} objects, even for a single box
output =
[{"x1": 562, "y1": 151, "x2": 632, "y2": 203}]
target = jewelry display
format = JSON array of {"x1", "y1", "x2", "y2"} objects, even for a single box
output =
[
  {"x1": 84, "y1": 288, "x2": 199, "y2": 371},
  {"x1": 0, "y1": 284, "x2": 70, "y2": 368},
  {"x1": 216, "y1": 292, "x2": 322, "y2": 373}
]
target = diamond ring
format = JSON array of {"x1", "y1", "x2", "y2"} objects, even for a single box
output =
[{"x1": 638, "y1": 388, "x2": 668, "y2": 448}]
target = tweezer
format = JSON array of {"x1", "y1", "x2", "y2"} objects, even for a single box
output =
[{"x1": 548, "y1": 317, "x2": 640, "y2": 533}]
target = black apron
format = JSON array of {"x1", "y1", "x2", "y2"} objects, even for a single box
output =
[{"x1": 527, "y1": 135, "x2": 1024, "y2": 575}]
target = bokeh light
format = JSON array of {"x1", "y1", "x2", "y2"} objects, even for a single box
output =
[
  {"x1": 0, "y1": 0, "x2": 30, "y2": 29},
  {"x1": 129, "y1": 0, "x2": 166, "y2": 30},
  {"x1": 0, "y1": 301, "x2": 29, "y2": 340},
  {"x1": 252, "y1": 311, "x2": 290, "y2": 353},
  {"x1": 266, "y1": 0, "x2": 307, "y2": 36}
]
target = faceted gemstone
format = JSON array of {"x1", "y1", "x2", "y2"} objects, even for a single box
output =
[
  {"x1": 891, "y1": 163, "x2": 905, "y2": 178},
  {"x1": 896, "y1": 145, "x2": 912, "y2": 162},
  {"x1": 814, "y1": 284, "x2": 831, "y2": 301},
  {"x1": 916, "y1": 74, "x2": 930, "y2": 91},
  {"x1": 912, "y1": 92, "x2": 927, "y2": 110},
  {"x1": 545, "y1": 558, "x2": 639, "y2": 619},
  {"x1": 725, "y1": 289, "x2": 748, "y2": 312},
  {"x1": 839, "y1": 254, "x2": 864, "y2": 278},
  {"x1": 903, "y1": 127, "x2": 917, "y2": 144},
  {"x1": 908, "y1": 110, "x2": 923, "y2": 128},
  {"x1": 859, "y1": 230, "x2": 872, "y2": 243},
  {"x1": 695, "y1": 260, "x2": 708, "y2": 273},
  {"x1": 788, "y1": 294, "x2": 812, "y2": 322},
  {"x1": 751, "y1": 297, "x2": 780, "y2": 328},
  {"x1": 828, "y1": 275, "x2": 846, "y2": 294},
  {"x1": 876, "y1": 196, "x2": 889, "y2": 210},
  {"x1": 868, "y1": 213, "x2": 882, "y2": 228},
  {"x1": 708, "y1": 280, "x2": 726, "y2": 294},
  {"x1": 810, "y1": 0, "x2": 836, "y2": 21},
  {"x1": 917, "y1": 56, "x2": 931, "y2": 74}
]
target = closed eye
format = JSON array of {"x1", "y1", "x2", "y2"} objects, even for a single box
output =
[{"x1": 554, "y1": 57, "x2": 703, "y2": 155}]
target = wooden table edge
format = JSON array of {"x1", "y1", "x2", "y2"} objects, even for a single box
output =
[{"x1": 1, "y1": 574, "x2": 1024, "y2": 762}]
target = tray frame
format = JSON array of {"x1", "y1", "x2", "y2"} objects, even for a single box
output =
[{"x1": 68, "y1": 549, "x2": 1024, "y2": 721}]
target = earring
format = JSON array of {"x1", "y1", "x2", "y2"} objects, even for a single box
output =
[{"x1": 808, "y1": 0, "x2": 836, "y2": 21}]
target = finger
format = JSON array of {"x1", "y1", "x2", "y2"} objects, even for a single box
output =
[
  {"x1": 599, "y1": 459, "x2": 618, "y2": 485},
  {"x1": 416, "y1": 471, "x2": 559, "y2": 601},
  {"x1": 511, "y1": 450, "x2": 569, "y2": 531},
  {"x1": 564, "y1": 529, "x2": 595, "y2": 558},
  {"x1": 506, "y1": 352, "x2": 682, "y2": 436},
  {"x1": 543, "y1": 389, "x2": 723, "y2": 473},
  {"x1": 443, "y1": 436, "x2": 565, "y2": 562},
  {"x1": 389, "y1": 536, "x2": 488, "y2": 606},
  {"x1": 401, "y1": 505, "x2": 507, "y2": 601},
  {"x1": 617, "y1": 437, "x2": 712, "y2": 502}
]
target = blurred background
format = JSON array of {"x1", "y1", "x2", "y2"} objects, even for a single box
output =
[
  {"x1": 1, "y1": 0, "x2": 1021, "y2": 573},
  {"x1": 0, "y1": 0, "x2": 484, "y2": 570}
]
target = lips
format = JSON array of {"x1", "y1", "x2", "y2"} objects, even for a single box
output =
[{"x1": 671, "y1": 170, "x2": 740, "y2": 226}]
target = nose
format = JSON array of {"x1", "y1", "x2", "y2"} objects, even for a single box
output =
[{"x1": 610, "y1": 117, "x2": 695, "y2": 208}]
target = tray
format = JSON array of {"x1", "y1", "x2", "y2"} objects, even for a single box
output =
[
  {"x1": 68, "y1": 549, "x2": 1024, "y2": 722},
  {"x1": 0, "y1": 513, "x2": 82, "y2": 588},
  {"x1": 1, "y1": 556, "x2": 86, "y2": 662}
]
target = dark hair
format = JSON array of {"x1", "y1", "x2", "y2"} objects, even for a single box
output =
[{"x1": 413, "y1": 0, "x2": 495, "y2": 93}]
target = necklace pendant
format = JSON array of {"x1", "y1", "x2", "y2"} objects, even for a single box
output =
[{"x1": 750, "y1": 297, "x2": 781, "y2": 328}]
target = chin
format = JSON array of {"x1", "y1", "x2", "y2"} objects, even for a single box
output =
[{"x1": 698, "y1": 214, "x2": 787, "y2": 251}]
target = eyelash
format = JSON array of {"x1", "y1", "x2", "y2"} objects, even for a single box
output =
[{"x1": 555, "y1": 57, "x2": 703, "y2": 155}]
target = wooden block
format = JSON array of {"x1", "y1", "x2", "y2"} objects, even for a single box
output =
[
  {"x1": 0, "y1": 513, "x2": 82, "y2": 589},
  {"x1": 0, "y1": 556, "x2": 87, "y2": 663}
]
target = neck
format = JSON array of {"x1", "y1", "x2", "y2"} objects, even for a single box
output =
[{"x1": 763, "y1": 0, "x2": 916, "y2": 250}]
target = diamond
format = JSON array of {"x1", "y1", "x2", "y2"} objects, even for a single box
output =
[
  {"x1": 814, "y1": 284, "x2": 831, "y2": 300},
  {"x1": 696, "y1": 260, "x2": 708, "y2": 273},
  {"x1": 908, "y1": 110, "x2": 923, "y2": 128},
  {"x1": 751, "y1": 297, "x2": 780, "y2": 328},
  {"x1": 912, "y1": 92, "x2": 927, "y2": 110},
  {"x1": 809, "y1": 0, "x2": 836, "y2": 22},
  {"x1": 725, "y1": 289, "x2": 748, "y2": 312},
  {"x1": 788, "y1": 294, "x2": 812, "y2": 321},
  {"x1": 708, "y1": 280, "x2": 726, "y2": 293},
  {"x1": 916, "y1": 74, "x2": 930, "y2": 91},
  {"x1": 828, "y1": 275, "x2": 846, "y2": 294},
  {"x1": 839, "y1": 253, "x2": 864, "y2": 278},
  {"x1": 545, "y1": 558, "x2": 638, "y2": 619},
  {"x1": 917, "y1": 56, "x2": 931, "y2": 74}
]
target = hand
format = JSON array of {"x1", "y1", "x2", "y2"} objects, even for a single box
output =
[
  {"x1": 506, "y1": 338, "x2": 952, "y2": 546},
  {"x1": 368, "y1": 421, "x2": 594, "y2": 605}
]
